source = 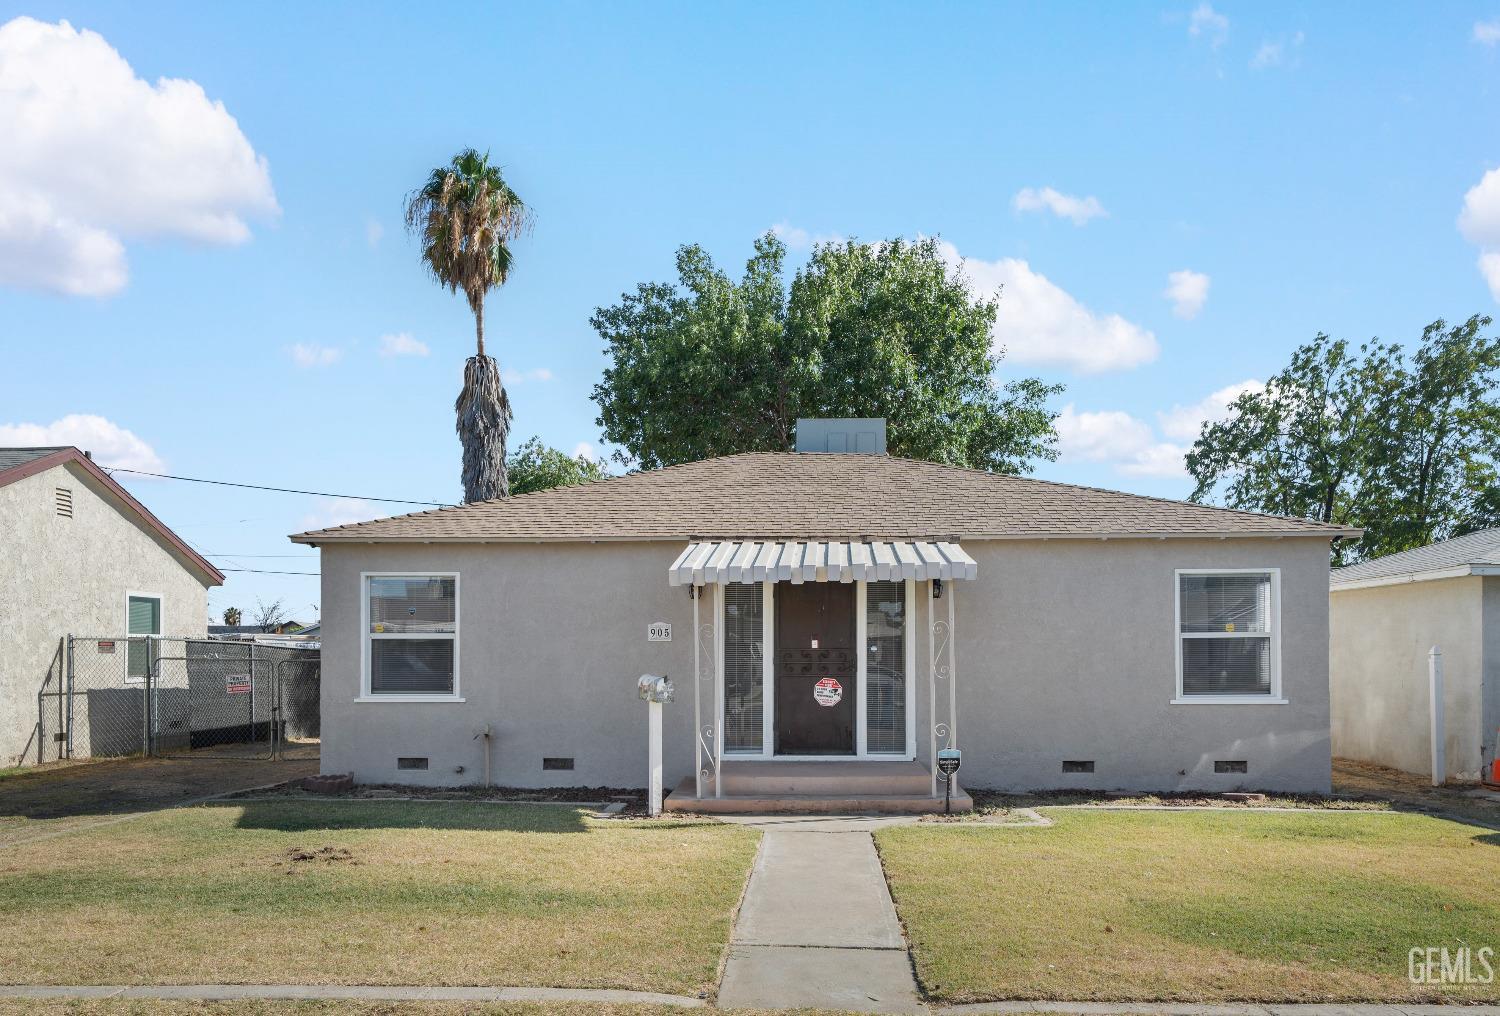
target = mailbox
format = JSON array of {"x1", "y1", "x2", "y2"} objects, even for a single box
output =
[{"x1": 638, "y1": 673, "x2": 674, "y2": 704}]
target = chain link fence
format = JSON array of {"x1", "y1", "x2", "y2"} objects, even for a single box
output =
[{"x1": 56, "y1": 636, "x2": 319, "y2": 761}]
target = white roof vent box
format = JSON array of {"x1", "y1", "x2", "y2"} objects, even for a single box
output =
[{"x1": 794, "y1": 418, "x2": 886, "y2": 455}]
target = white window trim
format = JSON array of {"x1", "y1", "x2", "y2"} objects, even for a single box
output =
[
  {"x1": 724, "y1": 578, "x2": 917, "y2": 762},
  {"x1": 123, "y1": 589, "x2": 163, "y2": 685},
  {"x1": 357, "y1": 571, "x2": 463, "y2": 703},
  {"x1": 1172, "y1": 568, "x2": 1285, "y2": 704}
]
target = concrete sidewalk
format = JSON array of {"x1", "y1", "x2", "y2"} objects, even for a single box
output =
[{"x1": 715, "y1": 814, "x2": 925, "y2": 1013}]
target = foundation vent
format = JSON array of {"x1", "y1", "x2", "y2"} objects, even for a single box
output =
[
  {"x1": 1062, "y1": 760, "x2": 1095, "y2": 774},
  {"x1": 1214, "y1": 760, "x2": 1248, "y2": 774},
  {"x1": 396, "y1": 757, "x2": 429, "y2": 771},
  {"x1": 55, "y1": 487, "x2": 73, "y2": 518},
  {"x1": 543, "y1": 757, "x2": 575, "y2": 771}
]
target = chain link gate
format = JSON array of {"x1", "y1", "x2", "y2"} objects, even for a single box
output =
[{"x1": 59, "y1": 636, "x2": 319, "y2": 761}]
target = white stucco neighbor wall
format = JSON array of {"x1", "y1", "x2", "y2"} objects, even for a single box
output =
[
  {"x1": 0, "y1": 462, "x2": 212, "y2": 766},
  {"x1": 318, "y1": 534, "x2": 1334, "y2": 793},
  {"x1": 1329, "y1": 576, "x2": 1487, "y2": 782}
]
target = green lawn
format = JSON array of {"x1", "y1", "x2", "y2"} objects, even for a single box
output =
[
  {"x1": 0, "y1": 801, "x2": 759, "y2": 996},
  {"x1": 877, "y1": 809, "x2": 1500, "y2": 1004}
]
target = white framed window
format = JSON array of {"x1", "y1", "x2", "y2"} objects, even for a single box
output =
[
  {"x1": 360, "y1": 573, "x2": 461, "y2": 701},
  {"x1": 125, "y1": 591, "x2": 162, "y2": 684},
  {"x1": 1173, "y1": 569, "x2": 1284, "y2": 704}
]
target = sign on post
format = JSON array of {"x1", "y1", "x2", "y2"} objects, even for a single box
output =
[{"x1": 936, "y1": 747, "x2": 962, "y2": 814}]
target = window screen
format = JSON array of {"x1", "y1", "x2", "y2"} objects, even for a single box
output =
[
  {"x1": 367, "y1": 576, "x2": 456, "y2": 695},
  {"x1": 866, "y1": 581, "x2": 906, "y2": 754},
  {"x1": 126, "y1": 595, "x2": 160, "y2": 681},
  {"x1": 723, "y1": 583, "x2": 764, "y2": 753},
  {"x1": 1179, "y1": 573, "x2": 1274, "y2": 697}
]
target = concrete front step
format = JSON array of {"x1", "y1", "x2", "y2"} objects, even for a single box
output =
[
  {"x1": 663, "y1": 777, "x2": 972, "y2": 814},
  {"x1": 720, "y1": 759, "x2": 933, "y2": 796}
]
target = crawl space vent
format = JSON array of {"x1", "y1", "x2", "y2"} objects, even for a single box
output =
[
  {"x1": 543, "y1": 757, "x2": 575, "y2": 771},
  {"x1": 1062, "y1": 760, "x2": 1095, "y2": 774},
  {"x1": 396, "y1": 757, "x2": 429, "y2": 771},
  {"x1": 1214, "y1": 760, "x2": 1248, "y2": 774}
]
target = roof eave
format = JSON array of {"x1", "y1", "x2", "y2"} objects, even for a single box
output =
[
  {"x1": 292, "y1": 528, "x2": 1357, "y2": 546},
  {"x1": 1331, "y1": 563, "x2": 1500, "y2": 592}
]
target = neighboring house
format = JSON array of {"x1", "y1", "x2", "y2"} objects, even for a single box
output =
[
  {"x1": 291, "y1": 420, "x2": 1356, "y2": 808},
  {"x1": 208, "y1": 622, "x2": 308, "y2": 637},
  {"x1": 1330, "y1": 529, "x2": 1500, "y2": 783},
  {"x1": 0, "y1": 446, "x2": 224, "y2": 766}
]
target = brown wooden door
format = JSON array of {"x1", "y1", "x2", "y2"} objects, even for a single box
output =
[{"x1": 774, "y1": 583, "x2": 856, "y2": 755}]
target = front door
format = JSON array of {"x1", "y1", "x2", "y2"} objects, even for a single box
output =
[{"x1": 774, "y1": 583, "x2": 856, "y2": 755}]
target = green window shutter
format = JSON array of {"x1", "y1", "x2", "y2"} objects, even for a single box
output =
[{"x1": 128, "y1": 596, "x2": 160, "y2": 636}]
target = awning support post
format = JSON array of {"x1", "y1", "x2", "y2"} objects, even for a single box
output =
[
  {"x1": 930, "y1": 578, "x2": 956, "y2": 798},
  {"x1": 693, "y1": 584, "x2": 719, "y2": 800}
]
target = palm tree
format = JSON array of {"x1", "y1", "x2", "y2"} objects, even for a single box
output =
[
  {"x1": 405, "y1": 149, "x2": 532, "y2": 501},
  {"x1": 222, "y1": 606, "x2": 242, "y2": 626}
]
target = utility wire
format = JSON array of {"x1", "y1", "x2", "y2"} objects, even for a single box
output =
[
  {"x1": 104, "y1": 466, "x2": 450, "y2": 507},
  {"x1": 218, "y1": 568, "x2": 321, "y2": 576}
]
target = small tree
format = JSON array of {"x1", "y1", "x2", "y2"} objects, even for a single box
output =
[
  {"x1": 250, "y1": 598, "x2": 288, "y2": 633},
  {"x1": 506, "y1": 437, "x2": 610, "y2": 495},
  {"x1": 222, "y1": 606, "x2": 242, "y2": 626}
]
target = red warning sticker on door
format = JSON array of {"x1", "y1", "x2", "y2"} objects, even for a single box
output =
[{"x1": 813, "y1": 677, "x2": 843, "y2": 707}]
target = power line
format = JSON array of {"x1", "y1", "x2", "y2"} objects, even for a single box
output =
[
  {"x1": 218, "y1": 568, "x2": 321, "y2": 576},
  {"x1": 205, "y1": 553, "x2": 317, "y2": 559},
  {"x1": 104, "y1": 467, "x2": 450, "y2": 507}
]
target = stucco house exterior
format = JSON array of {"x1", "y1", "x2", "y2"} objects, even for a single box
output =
[
  {"x1": 292, "y1": 425, "x2": 1355, "y2": 809},
  {"x1": 1330, "y1": 528, "x2": 1500, "y2": 784},
  {"x1": 0, "y1": 446, "x2": 224, "y2": 766}
]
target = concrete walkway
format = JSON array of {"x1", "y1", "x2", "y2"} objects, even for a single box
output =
[{"x1": 715, "y1": 814, "x2": 925, "y2": 1013}]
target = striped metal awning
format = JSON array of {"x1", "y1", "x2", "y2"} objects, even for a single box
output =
[{"x1": 667, "y1": 540, "x2": 978, "y2": 586}]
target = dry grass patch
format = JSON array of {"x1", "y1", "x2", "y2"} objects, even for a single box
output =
[
  {"x1": 0, "y1": 1003, "x2": 862, "y2": 1016},
  {"x1": 877, "y1": 808, "x2": 1500, "y2": 1004},
  {"x1": 0, "y1": 801, "x2": 759, "y2": 996}
]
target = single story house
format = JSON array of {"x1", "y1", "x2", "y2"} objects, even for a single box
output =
[
  {"x1": 1330, "y1": 528, "x2": 1500, "y2": 783},
  {"x1": 0, "y1": 446, "x2": 224, "y2": 766},
  {"x1": 291, "y1": 421, "x2": 1355, "y2": 809}
]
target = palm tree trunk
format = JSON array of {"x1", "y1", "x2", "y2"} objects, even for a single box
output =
[
  {"x1": 456, "y1": 352, "x2": 511, "y2": 502},
  {"x1": 475, "y1": 300, "x2": 486, "y2": 358}
]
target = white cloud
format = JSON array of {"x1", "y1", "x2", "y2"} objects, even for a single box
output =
[
  {"x1": 1164, "y1": 269, "x2": 1211, "y2": 319},
  {"x1": 572, "y1": 441, "x2": 599, "y2": 462},
  {"x1": 1459, "y1": 168, "x2": 1500, "y2": 300},
  {"x1": 1250, "y1": 31, "x2": 1303, "y2": 69},
  {"x1": 502, "y1": 367, "x2": 553, "y2": 384},
  {"x1": 1188, "y1": 3, "x2": 1229, "y2": 48},
  {"x1": 1012, "y1": 187, "x2": 1107, "y2": 226},
  {"x1": 1475, "y1": 19, "x2": 1500, "y2": 45},
  {"x1": 378, "y1": 332, "x2": 428, "y2": 357},
  {"x1": 365, "y1": 218, "x2": 383, "y2": 248},
  {"x1": 289, "y1": 343, "x2": 341, "y2": 368},
  {"x1": 299, "y1": 497, "x2": 377, "y2": 532},
  {"x1": 1055, "y1": 378, "x2": 1264, "y2": 479},
  {"x1": 1157, "y1": 379, "x2": 1263, "y2": 441},
  {"x1": 1460, "y1": 168, "x2": 1500, "y2": 246},
  {"x1": 0, "y1": 413, "x2": 165, "y2": 471},
  {"x1": 936, "y1": 240, "x2": 1158, "y2": 373},
  {"x1": 0, "y1": 17, "x2": 278, "y2": 297},
  {"x1": 1480, "y1": 251, "x2": 1500, "y2": 301},
  {"x1": 770, "y1": 221, "x2": 845, "y2": 250}
]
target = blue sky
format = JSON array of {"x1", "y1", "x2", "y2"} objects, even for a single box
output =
[{"x1": 3, "y1": 2, "x2": 1500, "y2": 623}]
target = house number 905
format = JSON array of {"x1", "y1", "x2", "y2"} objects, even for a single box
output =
[{"x1": 648, "y1": 623, "x2": 671, "y2": 642}]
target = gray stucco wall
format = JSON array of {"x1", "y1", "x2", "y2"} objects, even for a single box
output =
[
  {"x1": 318, "y1": 535, "x2": 1333, "y2": 793},
  {"x1": 1329, "y1": 576, "x2": 1486, "y2": 782},
  {"x1": 0, "y1": 462, "x2": 211, "y2": 766}
]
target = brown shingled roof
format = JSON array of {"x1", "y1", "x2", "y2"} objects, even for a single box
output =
[{"x1": 290, "y1": 453, "x2": 1356, "y2": 545}]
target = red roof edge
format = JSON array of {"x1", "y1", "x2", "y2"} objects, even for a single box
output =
[{"x1": 0, "y1": 447, "x2": 226, "y2": 586}]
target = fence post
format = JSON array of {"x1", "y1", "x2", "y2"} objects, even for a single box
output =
[
  {"x1": 1429, "y1": 645, "x2": 1445, "y2": 787},
  {"x1": 65, "y1": 635, "x2": 75, "y2": 759}
]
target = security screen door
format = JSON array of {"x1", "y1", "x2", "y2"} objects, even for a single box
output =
[{"x1": 774, "y1": 583, "x2": 856, "y2": 755}]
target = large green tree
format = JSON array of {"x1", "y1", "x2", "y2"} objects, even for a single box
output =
[
  {"x1": 589, "y1": 233, "x2": 1061, "y2": 471},
  {"x1": 506, "y1": 437, "x2": 611, "y2": 496},
  {"x1": 405, "y1": 149, "x2": 531, "y2": 502},
  {"x1": 1187, "y1": 315, "x2": 1499, "y2": 562}
]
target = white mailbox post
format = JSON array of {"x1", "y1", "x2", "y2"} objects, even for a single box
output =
[{"x1": 638, "y1": 674, "x2": 674, "y2": 817}]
